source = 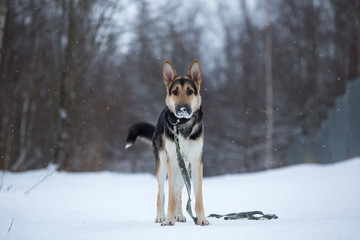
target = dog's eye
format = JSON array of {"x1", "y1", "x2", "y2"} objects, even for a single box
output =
[
  {"x1": 172, "y1": 89, "x2": 178, "y2": 96},
  {"x1": 187, "y1": 89, "x2": 194, "y2": 96}
]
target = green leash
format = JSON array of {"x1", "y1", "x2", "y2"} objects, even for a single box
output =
[
  {"x1": 208, "y1": 211, "x2": 278, "y2": 220},
  {"x1": 173, "y1": 125, "x2": 278, "y2": 223},
  {"x1": 174, "y1": 130, "x2": 198, "y2": 224}
]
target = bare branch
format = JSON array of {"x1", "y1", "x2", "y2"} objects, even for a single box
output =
[
  {"x1": 7, "y1": 217, "x2": 14, "y2": 234},
  {"x1": 24, "y1": 170, "x2": 55, "y2": 195}
]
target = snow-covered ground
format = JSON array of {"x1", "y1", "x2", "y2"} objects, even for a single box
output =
[{"x1": 1, "y1": 158, "x2": 359, "y2": 240}]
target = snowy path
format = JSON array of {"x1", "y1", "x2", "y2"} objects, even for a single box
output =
[{"x1": 1, "y1": 158, "x2": 359, "y2": 240}]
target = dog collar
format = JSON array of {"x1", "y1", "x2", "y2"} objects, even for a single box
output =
[{"x1": 166, "y1": 109, "x2": 191, "y2": 126}]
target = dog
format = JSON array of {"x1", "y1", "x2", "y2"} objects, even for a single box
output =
[{"x1": 125, "y1": 60, "x2": 209, "y2": 226}]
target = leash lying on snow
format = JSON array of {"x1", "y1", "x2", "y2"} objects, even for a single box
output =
[
  {"x1": 208, "y1": 211, "x2": 278, "y2": 220},
  {"x1": 173, "y1": 124, "x2": 278, "y2": 223}
]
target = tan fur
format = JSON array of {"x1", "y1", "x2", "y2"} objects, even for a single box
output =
[
  {"x1": 157, "y1": 60, "x2": 209, "y2": 226},
  {"x1": 163, "y1": 61, "x2": 202, "y2": 119},
  {"x1": 188, "y1": 59, "x2": 202, "y2": 86},
  {"x1": 165, "y1": 81, "x2": 201, "y2": 118}
]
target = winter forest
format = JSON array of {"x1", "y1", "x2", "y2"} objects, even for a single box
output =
[{"x1": 0, "y1": 0, "x2": 359, "y2": 175}]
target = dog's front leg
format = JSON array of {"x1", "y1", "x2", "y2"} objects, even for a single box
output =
[
  {"x1": 161, "y1": 160, "x2": 177, "y2": 226},
  {"x1": 192, "y1": 160, "x2": 210, "y2": 226},
  {"x1": 175, "y1": 178, "x2": 186, "y2": 222}
]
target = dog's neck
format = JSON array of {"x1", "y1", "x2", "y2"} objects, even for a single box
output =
[{"x1": 165, "y1": 107, "x2": 202, "y2": 126}]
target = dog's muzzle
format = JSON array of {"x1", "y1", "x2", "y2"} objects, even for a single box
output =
[{"x1": 175, "y1": 105, "x2": 192, "y2": 118}]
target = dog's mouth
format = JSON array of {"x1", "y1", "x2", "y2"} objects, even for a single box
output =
[{"x1": 175, "y1": 105, "x2": 192, "y2": 119}]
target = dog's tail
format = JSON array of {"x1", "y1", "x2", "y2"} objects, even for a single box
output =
[{"x1": 125, "y1": 122, "x2": 155, "y2": 149}]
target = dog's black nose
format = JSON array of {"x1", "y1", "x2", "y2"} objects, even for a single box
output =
[{"x1": 175, "y1": 105, "x2": 191, "y2": 118}]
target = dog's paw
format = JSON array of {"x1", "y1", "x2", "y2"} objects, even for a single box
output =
[
  {"x1": 155, "y1": 214, "x2": 166, "y2": 223},
  {"x1": 161, "y1": 217, "x2": 176, "y2": 226},
  {"x1": 175, "y1": 215, "x2": 186, "y2": 222},
  {"x1": 196, "y1": 218, "x2": 210, "y2": 226}
]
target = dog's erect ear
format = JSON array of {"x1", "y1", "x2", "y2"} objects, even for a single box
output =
[
  {"x1": 163, "y1": 60, "x2": 177, "y2": 87},
  {"x1": 188, "y1": 59, "x2": 202, "y2": 85}
]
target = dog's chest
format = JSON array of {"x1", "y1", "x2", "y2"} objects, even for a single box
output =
[{"x1": 177, "y1": 134, "x2": 203, "y2": 161}]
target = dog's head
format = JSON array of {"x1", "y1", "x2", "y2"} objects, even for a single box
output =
[{"x1": 163, "y1": 60, "x2": 202, "y2": 119}]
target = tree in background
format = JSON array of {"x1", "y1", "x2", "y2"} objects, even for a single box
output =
[
  {"x1": 0, "y1": 0, "x2": 129, "y2": 171},
  {"x1": 264, "y1": 1, "x2": 274, "y2": 169},
  {"x1": 0, "y1": 0, "x2": 7, "y2": 169},
  {"x1": 0, "y1": 0, "x2": 359, "y2": 174}
]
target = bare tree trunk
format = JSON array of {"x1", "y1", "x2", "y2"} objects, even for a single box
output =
[
  {"x1": 0, "y1": 0, "x2": 7, "y2": 155},
  {"x1": 55, "y1": 0, "x2": 77, "y2": 170},
  {"x1": 265, "y1": 2, "x2": 274, "y2": 169},
  {"x1": 11, "y1": 32, "x2": 39, "y2": 171},
  {"x1": 0, "y1": 0, "x2": 6, "y2": 62},
  {"x1": 3, "y1": 84, "x2": 20, "y2": 170},
  {"x1": 344, "y1": 4, "x2": 351, "y2": 83},
  {"x1": 10, "y1": 88, "x2": 31, "y2": 171},
  {"x1": 357, "y1": 1, "x2": 360, "y2": 78},
  {"x1": 3, "y1": 113, "x2": 14, "y2": 170}
]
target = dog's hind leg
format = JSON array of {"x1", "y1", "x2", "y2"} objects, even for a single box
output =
[{"x1": 155, "y1": 150, "x2": 167, "y2": 223}]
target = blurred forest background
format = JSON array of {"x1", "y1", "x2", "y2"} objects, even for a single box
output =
[{"x1": 0, "y1": 0, "x2": 359, "y2": 175}]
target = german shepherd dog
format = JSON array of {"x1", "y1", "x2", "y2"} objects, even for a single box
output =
[{"x1": 125, "y1": 60, "x2": 209, "y2": 226}]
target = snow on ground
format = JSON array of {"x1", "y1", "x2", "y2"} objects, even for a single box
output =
[{"x1": 1, "y1": 158, "x2": 360, "y2": 240}]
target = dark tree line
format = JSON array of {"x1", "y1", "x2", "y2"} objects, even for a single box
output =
[
  {"x1": 0, "y1": 0, "x2": 359, "y2": 175},
  {"x1": 0, "y1": 0, "x2": 125, "y2": 171}
]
